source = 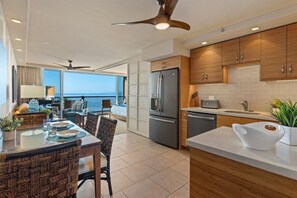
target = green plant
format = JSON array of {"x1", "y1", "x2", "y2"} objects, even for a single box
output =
[
  {"x1": 40, "y1": 108, "x2": 51, "y2": 115},
  {"x1": 271, "y1": 100, "x2": 297, "y2": 127},
  {"x1": 0, "y1": 117, "x2": 23, "y2": 132}
]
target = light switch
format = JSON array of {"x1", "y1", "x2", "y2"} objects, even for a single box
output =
[{"x1": 209, "y1": 96, "x2": 215, "y2": 100}]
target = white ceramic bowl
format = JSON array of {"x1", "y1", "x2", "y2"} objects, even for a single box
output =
[{"x1": 232, "y1": 122, "x2": 284, "y2": 151}]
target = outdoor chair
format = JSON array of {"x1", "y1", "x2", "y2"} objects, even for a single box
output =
[
  {"x1": 78, "y1": 116, "x2": 117, "y2": 195},
  {"x1": 101, "y1": 99, "x2": 111, "y2": 117}
]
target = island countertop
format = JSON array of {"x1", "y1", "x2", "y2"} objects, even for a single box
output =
[{"x1": 186, "y1": 126, "x2": 297, "y2": 180}]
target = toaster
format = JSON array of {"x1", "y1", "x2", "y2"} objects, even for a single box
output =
[{"x1": 201, "y1": 100, "x2": 220, "y2": 109}]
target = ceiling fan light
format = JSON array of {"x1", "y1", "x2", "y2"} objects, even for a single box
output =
[{"x1": 155, "y1": 23, "x2": 169, "y2": 30}]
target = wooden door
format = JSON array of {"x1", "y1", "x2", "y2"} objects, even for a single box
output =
[
  {"x1": 190, "y1": 47, "x2": 206, "y2": 84},
  {"x1": 287, "y1": 23, "x2": 297, "y2": 79},
  {"x1": 204, "y1": 43, "x2": 223, "y2": 83},
  {"x1": 240, "y1": 33, "x2": 261, "y2": 63},
  {"x1": 260, "y1": 27, "x2": 287, "y2": 80},
  {"x1": 151, "y1": 56, "x2": 180, "y2": 72},
  {"x1": 222, "y1": 38, "x2": 239, "y2": 66}
]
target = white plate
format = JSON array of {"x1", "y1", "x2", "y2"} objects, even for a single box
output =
[
  {"x1": 57, "y1": 130, "x2": 79, "y2": 138},
  {"x1": 51, "y1": 122, "x2": 69, "y2": 128}
]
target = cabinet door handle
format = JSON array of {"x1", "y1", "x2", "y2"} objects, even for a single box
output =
[
  {"x1": 161, "y1": 62, "x2": 166, "y2": 69},
  {"x1": 235, "y1": 53, "x2": 239, "y2": 61},
  {"x1": 288, "y1": 64, "x2": 293, "y2": 73},
  {"x1": 240, "y1": 53, "x2": 244, "y2": 61},
  {"x1": 205, "y1": 73, "x2": 208, "y2": 80},
  {"x1": 281, "y1": 65, "x2": 285, "y2": 73},
  {"x1": 202, "y1": 73, "x2": 204, "y2": 80}
]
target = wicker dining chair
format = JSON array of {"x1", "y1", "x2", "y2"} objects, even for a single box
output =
[
  {"x1": 78, "y1": 116, "x2": 117, "y2": 195},
  {"x1": 0, "y1": 139, "x2": 82, "y2": 198},
  {"x1": 84, "y1": 112, "x2": 100, "y2": 136}
]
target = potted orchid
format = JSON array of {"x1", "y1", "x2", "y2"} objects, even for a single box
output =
[
  {"x1": 0, "y1": 117, "x2": 23, "y2": 141},
  {"x1": 271, "y1": 99, "x2": 297, "y2": 145}
]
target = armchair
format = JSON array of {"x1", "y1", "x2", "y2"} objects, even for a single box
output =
[{"x1": 63, "y1": 101, "x2": 88, "y2": 122}]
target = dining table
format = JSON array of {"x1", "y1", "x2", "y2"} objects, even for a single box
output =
[{"x1": 0, "y1": 120, "x2": 102, "y2": 198}]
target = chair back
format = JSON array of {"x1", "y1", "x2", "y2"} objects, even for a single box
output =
[
  {"x1": 84, "y1": 112, "x2": 99, "y2": 136},
  {"x1": 102, "y1": 99, "x2": 111, "y2": 109},
  {"x1": 97, "y1": 117, "x2": 117, "y2": 156},
  {"x1": 0, "y1": 140, "x2": 82, "y2": 197}
]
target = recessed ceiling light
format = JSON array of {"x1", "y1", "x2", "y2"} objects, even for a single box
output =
[
  {"x1": 17, "y1": 49, "x2": 22, "y2": 52},
  {"x1": 11, "y1": 18, "x2": 22, "y2": 24},
  {"x1": 15, "y1": 38, "x2": 22, "y2": 41},
  {"x1": 251, "y1": 27, "x2": 260, "y2": 31},
  {"x1": 201, "y1": 41, "x2": 207, "y2": 45}
]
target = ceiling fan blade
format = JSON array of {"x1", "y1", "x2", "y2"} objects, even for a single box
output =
[
  {"x1": 72, "y1": 66, "x2": 91, "y2": 70},
  {"x1": 164, "y1": 0, "x2": 179, "y2": 17},
  {"x1": 169, "y1": 20, "x2": 190, "y2": 30},
  {"x1": 112, "y1": 18, "x2": 156, "y2": 26},
  {"x1": 54, "y1": 63, "x2": 69, "y2": 68}
]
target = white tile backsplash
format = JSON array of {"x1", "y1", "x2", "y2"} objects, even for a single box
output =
[{"x1": 197, "y1": 65, "x2": 297, "y2": 112}]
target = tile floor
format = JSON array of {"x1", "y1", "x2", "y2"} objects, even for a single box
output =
[{"x1": 77, "y1": 131, "x2": 190, "y2": 198}]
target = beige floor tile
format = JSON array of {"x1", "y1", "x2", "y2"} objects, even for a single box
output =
[
  {"x1": 121, "y1": 162, "x2": 157, "y2": 182},
  {"x1": 150, "y1": 169, "x2": 188, "y2": 193},
  {"x1": 162, "y1": 150, "x2": 187, "y2": 163},
  {"x1": 101, "y1": 171, "x2": 134, "y2": 197},
  {"x1": 102, "y1": 191, "x2": 127, "y2": 198},
  {"x1": 169, "y1": 160, "x2": 190, "y2": 178},
  {"x1": 77, "y1": 180, "x2": 95, "y2": 198},
  {"x1": 117, "y1": 142, "x2": 151, "y2": 153},
  {"x1": 120, "y1": 151, "x2": 149, "y2": 165},
  {"x1": 110, "y1": 157, "x2": 129, "y2": 172},
  {"x1": 143, "y1": 155, "x2": 175, "y2": 171},
  {"x1": 111, "y1": 147, "x2": 127, "y2": 158},
  {"x1": 167, "y1": 186, "x2": 189, "y2": 198},
  {"x1": 141, "y1": 145, "x2": 170, "y2": 158},
  {"x1": 122, "y1": 179, "x2": 169, "y2": 198},
  {"x1": 183, "y1": 182, "x2": 189, "y2": 190}
]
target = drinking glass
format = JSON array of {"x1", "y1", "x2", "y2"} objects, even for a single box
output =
[
  {"x1": 48, "y1": 127, "x2": 57, "y2": 137},
  {"x1": 43, "y1": 119, "x2": 51, "y2": 131}
]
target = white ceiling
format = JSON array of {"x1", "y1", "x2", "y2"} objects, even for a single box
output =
[{"x1": 1, "y1": 0, "x2": 297, "y2": 73}]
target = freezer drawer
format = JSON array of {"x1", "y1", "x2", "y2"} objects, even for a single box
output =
[{"x1": 149, "y1": 116, "x2": 178, "y2": 149}]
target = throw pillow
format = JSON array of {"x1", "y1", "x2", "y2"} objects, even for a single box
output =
[{"x1": 71, "y1": 101, "x2": 83, "y2": 111}]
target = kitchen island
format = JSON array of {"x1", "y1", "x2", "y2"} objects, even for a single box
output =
[{"x1": 187, "y1": 127, "x2": 297, "y2": 197}]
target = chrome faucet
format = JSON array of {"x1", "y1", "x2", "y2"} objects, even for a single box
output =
[{"x1": 240, "y1": 100, "x2": 248, "y2": 111}]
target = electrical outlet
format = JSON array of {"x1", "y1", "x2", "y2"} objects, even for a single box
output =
[{"x1": 208, "y1": 96, "x2": 215, "y2": 100}]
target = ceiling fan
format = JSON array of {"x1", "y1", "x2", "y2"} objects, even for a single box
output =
[
  {"x1": 54, "y1": 60, "x2": 91, "y2": 70},
  {"x1": 112, "y1": 0, "x2": 190, "y2": 31}
]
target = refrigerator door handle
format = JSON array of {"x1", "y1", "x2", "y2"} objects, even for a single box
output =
[
  {"x1": 149, "y1": 116, "x2": 176, "y2": 124},
  {"x1": 187, "y1": 114, "x2": 215, "y2": 120},
  {"x1": 158, "y1": 74, "x2": 163, "y2": 112},
  {"x1": 156, "y1": 74, "x2": 160, "y2": 112}
]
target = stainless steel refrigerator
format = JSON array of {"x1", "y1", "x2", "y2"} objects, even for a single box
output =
[{"x1": 149, "y1": 68, "x2": 179, "y2": 149}]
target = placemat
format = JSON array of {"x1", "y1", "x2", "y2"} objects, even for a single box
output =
[{"x1": 47, "y1": 131, "x2": 86, "y2": 142}]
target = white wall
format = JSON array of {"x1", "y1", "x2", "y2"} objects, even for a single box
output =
[
  {"x1": 197, "y1": 65, "x2": 297, "y2": 112},
  {"x1": 127, "y1": 61, "x2": 150, "y2": 137},
  {"x1": 0, "y1": 3, "x2": 17, "y2": 118}
]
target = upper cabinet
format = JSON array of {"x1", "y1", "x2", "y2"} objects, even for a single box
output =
[
  {"x1": 190, "y1": 43, "x2": 225, "y2": 84},
  {"x1": 222, "y1": 33, "x2": 260, "y2": 66},
  {"x1": 260, "y1": 23, "x2": 297, "y2": 80},
  {"x1": 151, "y1": 56, "x2": 179, "y2": 72}
]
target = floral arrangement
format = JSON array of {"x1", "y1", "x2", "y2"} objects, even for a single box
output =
[
  {"x1": 0, "y1": 117, "x2": 23, "y2": 132},
  {"x1": 271, "y1": 99, "x2": 297, "y2": 127}
]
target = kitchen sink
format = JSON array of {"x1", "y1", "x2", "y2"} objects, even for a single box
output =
[{"x1": 223, "y1": 110, "x2": 260, "y2": 115}]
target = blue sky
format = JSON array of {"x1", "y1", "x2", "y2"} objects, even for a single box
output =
[{"x1": 43, "y1": 69, "x2": 118, "y2": 95}]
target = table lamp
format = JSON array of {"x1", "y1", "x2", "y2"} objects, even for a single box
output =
[{"x1": 21, "y1": 85, "x2": 45, "y2": 112}]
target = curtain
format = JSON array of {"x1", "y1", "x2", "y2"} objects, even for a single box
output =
[{"x1": 17, "y1": 66, "x2": 42, "y2": 105}]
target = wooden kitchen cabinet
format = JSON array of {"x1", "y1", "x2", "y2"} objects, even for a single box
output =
[
  {"x1": 216, "y1": 115, "x2": 275, "y2": 128},
  {"x1": 190, "y1": 43, "x2": 225, "y2": 84},
  {"x1": 222, "y1": 33, "x2": 260, "y2": 66},
  {"x1": 151, "y1": 56, "x2": 180, "y2": 72},
  {"x1": 287, "y1": 23, "x2": 297, "y2": 79},
  {"x1": 261, "y1": 23, "x2": 297, "y2": 80},
  {"x1": 181, "y1": 111, "x2": 188, "y2": 147}
]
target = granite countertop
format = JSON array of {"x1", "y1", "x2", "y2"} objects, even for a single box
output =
[
  {"x1": 187, "y1": 127, "x2": 297, "y2": 180},
  {"x1": 181, "y1": 107, "x2": 276, "y2": 121}
]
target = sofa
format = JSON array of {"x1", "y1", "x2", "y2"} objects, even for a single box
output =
[{"x1": 62, "y1": 101, "x2": 88, "y2": 123}]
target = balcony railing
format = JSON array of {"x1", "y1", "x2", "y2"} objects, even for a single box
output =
[{"x1": 54, "y1": 95, "x2": 124, "y2": 112}]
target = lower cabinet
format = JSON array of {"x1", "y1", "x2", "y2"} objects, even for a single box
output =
[{"x1": 217, "y1": 115, "x2": 276, "y2": 127}]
